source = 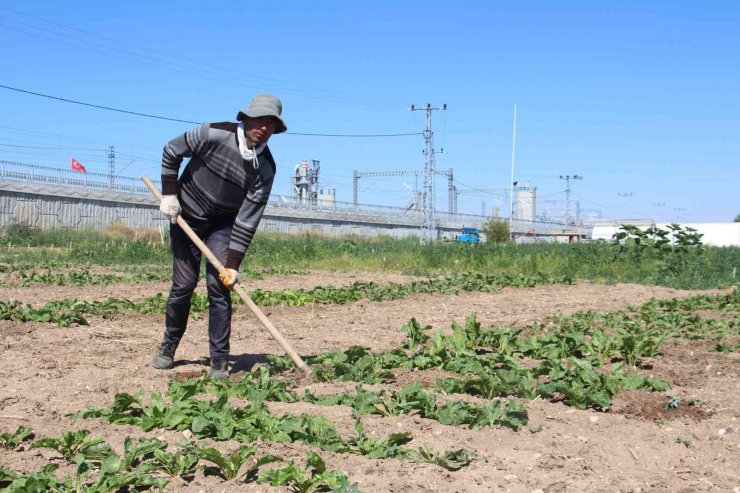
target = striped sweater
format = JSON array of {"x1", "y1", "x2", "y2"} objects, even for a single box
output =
[{"x1": 161, "y1": 122, "x2": 276, "y2": 269}]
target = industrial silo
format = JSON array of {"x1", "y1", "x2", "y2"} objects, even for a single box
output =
[{"x1": 514, "y1": 184, "x2": 537, "y2": 222}]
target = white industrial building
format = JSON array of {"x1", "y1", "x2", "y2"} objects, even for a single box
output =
[{"x1": 590, "y1": 221, "x2": 740, "y2": 247}]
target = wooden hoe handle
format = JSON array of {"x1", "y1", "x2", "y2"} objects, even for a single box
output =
[{"x1": 142, "y1": 175, "x2": 311, "y2": 375}]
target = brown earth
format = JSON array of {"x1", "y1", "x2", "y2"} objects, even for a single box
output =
[{"x1": 0, "y1": 275, "x2": 738, "y2": 493}]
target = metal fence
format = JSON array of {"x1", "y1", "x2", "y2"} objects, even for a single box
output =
[
  {"x1": 269, "y1": 195, "x2": 572, "y2": 235},
  {"x1": 0, "y1": 160, "x2": 161, "y2": 194},
  {"x1": 0, "y1": 160, "x2": 576, "y2": 235}
]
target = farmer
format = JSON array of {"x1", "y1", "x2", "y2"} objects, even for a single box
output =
[{"x1": 150, "y1": 94, "x2": 286, "y2": 379}]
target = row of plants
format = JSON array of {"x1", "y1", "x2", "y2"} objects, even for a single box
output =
[
  {"x1": 0, "y1": 273, "x2": 572, "y2": 326},
  {"x1": 76, "y1": 389, "x2": 478, "y2": 472},
  {"x1": 261, "y1": 290, "x2": 738, "y2": 410},
  {"x1": 168, "y1": 370, "x2": 528, "y2": 431},
  {"x1": 3, "y1": 266, "x2": 306, "y2": 287},
  {"x1": 0, "y1": 427, "x2": 359, "y2": 492},
  {"x1": 2, "y1": 225, "x2": 738, "y2": 289}
]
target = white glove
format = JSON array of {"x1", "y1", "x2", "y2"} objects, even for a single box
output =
[
  {"x1": 160, "y1": 195, "x2": 181, "y2": 224},
  {"x1": 219, "y1": 268, "x2": 240, "y2": 290}
]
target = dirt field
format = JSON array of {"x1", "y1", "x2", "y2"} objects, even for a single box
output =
[{"x1": 0, "y1": 273, "x2": 738, "y2": 492}]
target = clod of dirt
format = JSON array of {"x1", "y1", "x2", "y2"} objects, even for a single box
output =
[
  {"x1": 543, "y1": 481, "x2": 567, "y2": 493},
  {"x1": 174, "y1": 370, "x2": 207, "y2": 381}
]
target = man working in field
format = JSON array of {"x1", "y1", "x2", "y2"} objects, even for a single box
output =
[{"x1": 150, "y1": 94, "x2": 286, "y2": 379}]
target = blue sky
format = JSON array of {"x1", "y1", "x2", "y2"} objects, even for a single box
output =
[{"x1": 0, "y1": 1, "x2": 737, "y2": 223}]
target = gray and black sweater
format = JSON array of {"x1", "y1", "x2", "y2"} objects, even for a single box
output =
[{"x1": 161, "y1": 122, "x2": 276, "y2": 269}]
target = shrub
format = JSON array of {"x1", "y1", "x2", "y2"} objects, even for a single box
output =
[
  {"x1": 102, "y1": 222, "x2": 162, "y2": 243},
  {"x1": 481, "y1": 218, "x2": 510, "y2": 244}
]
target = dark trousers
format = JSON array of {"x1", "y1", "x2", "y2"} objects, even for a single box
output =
[{"x1": 163, "y1": 216, "x2": 234, "y2": 360}]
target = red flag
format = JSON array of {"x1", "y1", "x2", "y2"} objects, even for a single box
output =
[{"x1": 70, "y1": 158, "x2": 87, "y2": 173}]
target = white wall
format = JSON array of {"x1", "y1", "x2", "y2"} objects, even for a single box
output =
[{"x1": 590, "y1": 222, "x2": 740, "y2": 247}]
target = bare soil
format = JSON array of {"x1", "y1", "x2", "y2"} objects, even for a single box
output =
[{"x1": 0, "y1": 274, "x2": 738, "y2": 492}]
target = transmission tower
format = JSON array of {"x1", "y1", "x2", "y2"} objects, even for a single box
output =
[
  {"x1": 107, "y1": 145, "x2": 115, "y2": 189},
  {"x1": 352, "y1": 169, "x2": 454, "y2": 213},
  {"x1": 559, "y1": 174, "x2": 582, "y2": 225},
  {"x1": 411, "y1": 103, "x2": 446, "y2": 244}
]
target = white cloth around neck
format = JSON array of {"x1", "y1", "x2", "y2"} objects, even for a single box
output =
[{"x1": 237, "y1": 122, "x2": 266, "y2": 161}]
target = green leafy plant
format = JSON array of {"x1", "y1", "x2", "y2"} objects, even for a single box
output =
[
  {"x1": 666, "y1": 396, "x2": 682, "y2": 410},
  {"x1": 257, "y1": 451, "x2": 359, "y2": 493},
  {"x1": 676, "y1": 437, "x2": 693, "y2": 448},
  {"x1": 150, "y1": 442, "x2": 201, "y2": 479},
  {"x1": 30, "y1": 430, "x2": 111, "y2": 463},
  {"x1": 408, "y1": 446, "x2": 478, "y2": 471},
  {"x1": 197, "y1": 445, "x2": 280, "y2": 481},
  {"x1": 346, "y1": 418, "x2": 413, "y2": 459},
  {"x1": 0, "y1": 464, "x2": 62, "y2": 492},
  {"x1": 0, "y1": 426, "x2": 34, "y2": 449},
  {"x1": 62, "y1": 452, "x2": 169, "y2": 493}
]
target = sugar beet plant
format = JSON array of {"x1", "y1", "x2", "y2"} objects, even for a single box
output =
[
  {"x1": 0, "y1": 426, "x2": 33, "y2": 450},
  {"x1": 76, "y1": 385, "x2": 478, "y2": 471},
  {"x1": 2, "y1": 427, "x2": 360, "y2": 492},
  {"x1": 184, "y1": 369, "x2": 528, "y2": 431},
  {"x1": 257, "y1": 451, "x2": 359, "y2": 493},
  {"x1": 11, "y1": 265, "x2": 304, "y2": 287},
  {"x1": 0, "y1": 272, "x2": 571, "y2": 327},
  {"x1": 266, "y1": 290, "x2": 737, "y2": 410}
]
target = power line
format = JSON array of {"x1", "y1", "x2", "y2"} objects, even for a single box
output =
[
  {"x1": 571, "y1": 191, "x2": 651, "y2": 217},
  {"x1": 0, "y1": 84, "x2": 422, "y2": 138},
  {"x1": 288, "y1": 132, "x2": 421, "y2": 138},
  {"x1": 537, "y1": 190, "x2": 566, "y2": 199},
  {"x1": 0, "y1": 124, "x2": 162, "y2": 151},
  {"x1": 0, "y1": 84, "x2": 201, "y2": 124},
  {"x1": 0, "y1": 7, "x2": 403, "y2": 109},
  {"x1": 0, "y1": 142, "x2": 107, "y2": 152}
]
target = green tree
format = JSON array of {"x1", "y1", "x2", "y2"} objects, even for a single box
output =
[
  {"x1": 481, "y1": 218, "x2": 510, "y2": 243},
  {"x1": 734, "y1": 214, "x2": 740, "y2": 222}
]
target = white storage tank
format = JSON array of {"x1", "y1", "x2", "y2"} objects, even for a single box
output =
[{"x1": 514, "y1": 183, "x2": 537, "y2": 222}]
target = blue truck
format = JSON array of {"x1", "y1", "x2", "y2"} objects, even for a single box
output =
[{"x1": 456, "y1": 227, "x2": 480, "y2": 244}]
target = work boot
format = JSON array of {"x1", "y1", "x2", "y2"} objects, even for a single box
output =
[
  {"x1": 209, "y1": 357, "x2": 229, "y2": 380},
  {"x1": 151, "y1": 341, "x2": 178, "y2": 369}
]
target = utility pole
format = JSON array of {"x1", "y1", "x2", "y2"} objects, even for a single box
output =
[
  {"x1": 559, "y1": 174, "x2": 582, "y2": 225},
  {"x1": 108, "y1": 146, "x2": 115, "y2": 189},
  {"x1": 509, "y1": 104, "x2": 517, "y2": 240},
  {"x1": 411, "y1": 103, "x2": 446, "y2": 244},
  {"x1": 352, "y1": 170, "x2": 358, "y2": 209}
]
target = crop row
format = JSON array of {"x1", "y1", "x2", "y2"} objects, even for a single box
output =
[
  {"x1": 170, "y1": 369, "x2": 528, "y2": 431},
  {"x1": 0, "y1": 273, "x2": 572, "y2": 326},
  {"x1": 0, "y1": 266, "x2": 305, "y2": 286},
  {"x1": 76, "y1": 387, "x2": 478, "y2": 472},
  {"x1": 0, "y1": 427, "x2": 359, "y2": 492},
  {"x1": 263, "y1": 290, "x2": 738, "y2": 409},
  {"x1": 4, "y1": 223, "x2": 739, "y2": 289}
]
